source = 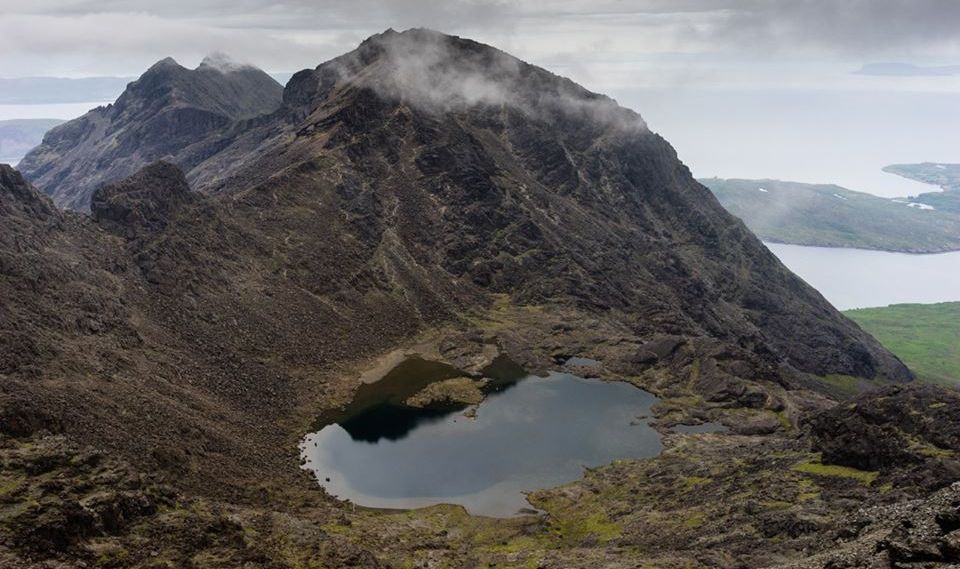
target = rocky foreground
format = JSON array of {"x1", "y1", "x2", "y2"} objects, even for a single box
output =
[{"x1": 1, "y1": 29, "x2": 956, "y2": 568}]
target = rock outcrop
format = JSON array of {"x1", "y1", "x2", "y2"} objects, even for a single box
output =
[{"x1": 807, "y1": 385, "x2": 960, "y2": 488}]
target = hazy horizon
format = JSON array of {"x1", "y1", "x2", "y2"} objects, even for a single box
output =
[{"x1": 2, "y1": 2, "x2": 958, "y2": 198}]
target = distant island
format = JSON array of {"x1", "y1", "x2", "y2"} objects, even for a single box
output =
[
  {"x1": 881, "y1": 163, "x2": 960, "y2": 217},
  {"x1": 883, "y1": 162, "x2": 960, "y2": 192},
  {"x1": 845, "y1": 302, "x2": 960, "y2": 386},
  {"x1": 0, "y1": 118, "x2": 64, "y2": 165},
  {"x1": 701, "y1": 178, "x2": 960, "y2": 253}
]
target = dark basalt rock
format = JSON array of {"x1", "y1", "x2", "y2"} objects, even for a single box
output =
[
  {"x1": 806, "y1": 385, "x2": 960, "y2": 486},
  {"x1": 0, "y1": 164, "x2": 58, "y2": 219},
  {"x1": 18, "y1": 55, "x2": 283, "y2": 210},
  {"x1": 91, "y1": 161, "x2": 196, "y2": 239}
]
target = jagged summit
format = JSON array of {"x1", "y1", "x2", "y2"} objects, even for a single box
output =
[
  {"x1": 18, "y1": 56, "x2": 283, "y2": 210},
  {"x1": 148, "y1": 56, "x2": 180, "y2": 69},
  {"x1": 114, "y1": 54, "x2": 281, "y2": 118},
  {"x1": 285, "y1": 28, "x2": 644, "y2": 132}
]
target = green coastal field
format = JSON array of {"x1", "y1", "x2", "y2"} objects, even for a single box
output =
[{"x1": 845, "y1": 302, "x2": 960, "y2": 386}]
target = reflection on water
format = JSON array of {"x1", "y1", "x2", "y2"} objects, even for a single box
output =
[{"x1": 301, "y1": 367, "x2": 662, "y2": 517}]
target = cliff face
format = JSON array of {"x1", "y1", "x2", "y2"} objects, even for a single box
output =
[{"x1": 17, "y1": 55, "x2": 283, "y2": 210}]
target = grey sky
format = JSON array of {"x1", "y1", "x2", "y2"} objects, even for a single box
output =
[{"x1": 0, "y1": 0, "x2": 958, "y2": 93}]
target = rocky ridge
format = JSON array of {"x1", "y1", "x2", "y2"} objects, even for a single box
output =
[{"x1": 18, "y1": 55, "x2": 283, "y2": 209}]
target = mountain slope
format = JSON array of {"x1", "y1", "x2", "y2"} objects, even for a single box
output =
[
  {"x1": 703, "y1": 177, "x2": 960, "y2": 252},
  {"x1": 18, "y1": 55, "x2": 283, "y2": 210}
]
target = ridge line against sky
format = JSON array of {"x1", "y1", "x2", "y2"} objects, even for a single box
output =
[{"x1": 0, "y1": 1, "x2": 959, "y2": 93}]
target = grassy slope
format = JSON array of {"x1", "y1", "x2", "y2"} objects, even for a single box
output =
[
  {"x1": 845, "y1": 302, "x2": 960, "y2": 386},
  {"x1": 701, "y1": 178, "x2": 960, "y2": 253}
]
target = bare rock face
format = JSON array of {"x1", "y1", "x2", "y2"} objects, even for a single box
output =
[
  {"x1": 807, "y1": 385, "x2": 960, "y2": 488},
  {"x1": 18, "y1": 55, "x2": 283, "y2": 210},
  {"x1": 0, "y1": 164, "x2": 58, "y2": 220},
  {"x1": 91, "y1": 161, "x2": 196, "y2": 239}
]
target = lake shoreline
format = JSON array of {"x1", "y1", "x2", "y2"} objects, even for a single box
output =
[{"x1": 763, "y1": 238, "x2": 960, "y2": 255}]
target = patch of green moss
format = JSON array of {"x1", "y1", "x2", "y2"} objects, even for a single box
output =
[
  {"x1": 915, "y1": 443, "x2": 955, "y2": 459},
  {"x1": 682, "y1": 476, "x2": 711, "y2": 491},
  {"x1": 93, "y1": 545, "x2": 130, "y2": 567},
  {"x1": 487, "y1": 535, "x2": 541, "y2": 554},
  {"x1": 683, "y1": 512, "x2": 705, "y2": 529},
  {"x1": 531, "y1": 490, "x2": 622, "y2": 546},
  {"x1": 557, "y1": 512, "x2": 621, "y2": 544},
  {"x1": 761, "y1": 500, "x2": 793, "y2": 510},
  {"x1": 796, "y1": 492, "x2": 820, "y2": 503},
  {"x1": 773, "y1": 411, "x2": 794, "y2": 433},
  {"x1": 0, "y1": 476, "x2": 23, "y2": 496},
  {"x1": 791, "y1": 459, "x2": 878, "y2": 486},
  {"x1": 320, "y1": 523, "x2": 352, "y2": 535}
]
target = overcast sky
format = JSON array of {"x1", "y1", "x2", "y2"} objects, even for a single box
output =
[{"x1": 1, "y1": 0, "x2": 959, "y2": 93}]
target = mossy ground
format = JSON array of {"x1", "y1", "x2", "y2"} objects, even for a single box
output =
[{"x1": 791, "y1": 455, "x2": 879, "y2": 486}]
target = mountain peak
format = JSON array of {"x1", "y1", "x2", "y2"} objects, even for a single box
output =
[
  {"x1": 145, "y1": 56, "x2": 184, "y2": 74},
  {"x1": 18, "y1": 55, "x2": 284, "y2": 210},
  {"x1": 288, "y1": 28, "x2": 645, "y2": 133}
]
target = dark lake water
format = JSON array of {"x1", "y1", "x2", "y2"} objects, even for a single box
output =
[{"x1": 301, "y1": 364, "x2": 662, "y2": 517}]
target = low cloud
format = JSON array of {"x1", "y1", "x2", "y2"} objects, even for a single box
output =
[
  {"x1": 0, "y1": 1, "x2": 958, "y2": 86},
  {"x1": 325, "y1": 29, "x2": 646, "y2": 131}
]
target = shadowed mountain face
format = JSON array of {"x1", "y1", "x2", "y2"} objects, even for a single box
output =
[
  {"x1": 18, "y1": 55, "x2": 283, "y2": 210},
  {"x1": 1, "y1": 28, "x2": 912, "y2": 508}
]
